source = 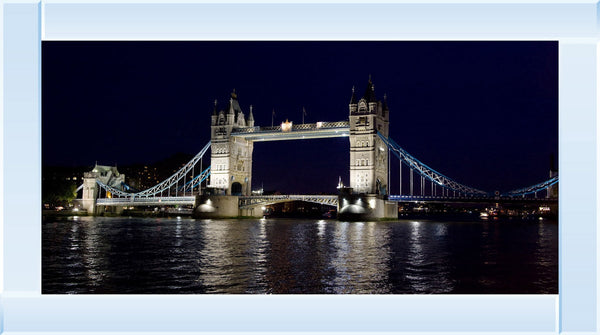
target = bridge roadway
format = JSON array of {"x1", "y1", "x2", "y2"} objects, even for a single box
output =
[
  {"x1": 95, "y1": 194, "x2": 556, "y2": 208},
  {"x1": 389, "y1": 195, "x2": 558, "y2": 204},
  {"x1": 96, "y1": 196, "x2": 196, "y2": 206},
  {"x1": 95, "y1": 195, "x2": 340, "y2": 207},
  {"x1": 238, "y1": 195, "x2": 339, "y2": 208}
]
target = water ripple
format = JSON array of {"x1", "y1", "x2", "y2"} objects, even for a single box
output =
[{"x1": 42, "y1": 217, "x2": 558, "y2": 294}]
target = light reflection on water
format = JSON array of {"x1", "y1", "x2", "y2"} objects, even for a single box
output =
[{"x1": 42, "y1": 217, "x2": 558, "y2": 294}]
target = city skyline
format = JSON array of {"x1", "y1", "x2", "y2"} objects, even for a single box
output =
[{"x1": 42, "y1": 41, "x2": 558, "y2": 194}]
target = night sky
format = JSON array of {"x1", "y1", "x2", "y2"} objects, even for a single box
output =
[{"x1": 42, "y1": 41, "x2": 557, "y2": 194}]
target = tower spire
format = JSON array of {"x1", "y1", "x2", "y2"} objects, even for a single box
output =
[
  {"x1": 363, "y1": 77, "x2": 376, "y2": 103},
  {"x1": 247, "y1": 104, "x2": 255, "y2": 127}
]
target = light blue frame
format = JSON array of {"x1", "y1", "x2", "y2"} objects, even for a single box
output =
[{"x1": 2, "y1": 1, "x2": 598, "y2": 334}]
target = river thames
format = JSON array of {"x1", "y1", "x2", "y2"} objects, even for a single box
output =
[{"x1": 42, "y1": 216, "x2": 557, "y2": 294}]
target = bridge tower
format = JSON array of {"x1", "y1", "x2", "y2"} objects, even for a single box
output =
[
  {"x1": 348, "y1": 79, "x2": 390, "y2": 195},
  {"x1": 80, "y1": 164, "x2": 126, "y2": 214},
  {"x1": 208, "y1": 90, "x2": 254, "y2": 196},
  {"x1": 547, "y1": 154, "x2": 558, "y2": 198}
]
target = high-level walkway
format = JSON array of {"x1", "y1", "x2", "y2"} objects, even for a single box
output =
[{"x1": 231, "y1": 121, "x2": 349, "y2": 141}]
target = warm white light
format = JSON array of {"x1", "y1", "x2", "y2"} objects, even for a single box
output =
[
  {"x1": 369, "y1": 199, "x2": 376, "y2": 208},
  {"x1": 281, "y1": 120, "x2": 293, "y2": 132}
]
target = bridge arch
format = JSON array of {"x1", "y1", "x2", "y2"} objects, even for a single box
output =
[{"x1": 231, "y1": 182, "x2": 243, "y2": 196}]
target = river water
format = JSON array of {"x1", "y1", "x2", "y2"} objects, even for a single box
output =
[{"x1": 42, "y1": 216, "x2": 557, "y2": 294}]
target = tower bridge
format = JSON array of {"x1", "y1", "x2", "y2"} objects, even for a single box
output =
[{"x1": 78, "y1": 79, "x2": 558, "y2": 219}]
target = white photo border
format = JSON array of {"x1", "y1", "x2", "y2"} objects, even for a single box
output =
[{"x1": 1, "y1": 1, "x2": 598, "y2": 334}]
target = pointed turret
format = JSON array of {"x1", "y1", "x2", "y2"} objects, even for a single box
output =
[
  {"x1": 228, "y1": 97, "x2": 235, "y2": 114},
  {"x1": 383, "y1": 93, "x2": 388, "y2": 110},
  {"x1": 211, "y1": 99, "x2": 218, "y2": 126},
  {"x1": 248, "y1": 104, "x2": 255, "y2": 127},
  {"x1": 350, "y1": 86, "x2": 357, "y2": 104},
  {"x1": 382, "y1": 93, "x2": 388, "y2": 118},
  {"x1": 362, "y1": 77, "x2": 377, "y2": 103},
  {"x1": 349, "y1": 86, "x2": 359, "y2": 115}
]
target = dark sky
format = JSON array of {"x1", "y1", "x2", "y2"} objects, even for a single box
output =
[{"x1": 42, "y1": 41, "x2": 557, "y2": 194}]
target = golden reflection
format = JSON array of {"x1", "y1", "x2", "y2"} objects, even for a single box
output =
[
  {"x1": 197, "y1": 221, "x2": 236, "y2": 292},
  {"x1": 327, "y1": 221, "x2": 391, "y2": 293},
  {"x1": 79, "y1": 216, "x2": 105, "y2": 289},
  {"x1": 198, "y1": 220, "x2": 268, "y2": 293},
  {"x1": 317, "y1": 220, "x2": 326, "y2": 239},
  {"x1": 406, "y1": 221, "x2": 454, "y2": 293}
]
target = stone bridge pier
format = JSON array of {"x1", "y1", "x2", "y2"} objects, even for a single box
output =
[{"x1": 193, "y1": 195, "x2": 240, "y2": 219}]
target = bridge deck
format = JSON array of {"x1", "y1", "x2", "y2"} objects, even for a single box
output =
[
  {"x1": 231, "y1": 121, "x2": 349, "y2": 142},
  {"x1": 95, "y1": 194, "x2": 556, "y2": 208},
  {"x1": 97, "y1": 196, "x2": 196, "y2": 206},
  {"x1": 389, "y1": 195, "x2": 558, "y2": 203},
  {"x1": 239, "y1": 195, "x2": 339, "y2": 208}
]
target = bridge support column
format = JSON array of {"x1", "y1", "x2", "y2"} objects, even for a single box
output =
[
  {"x1": 193, "y1": 195, "x2": 240, "y2": 219},
  {"x1": 81, "y1": 173, "x2": 99, "y2": 214},
  {"x1": 239, "y1": 205, "x2": 263, "y2": 218},
  {"x1": 337, "y1": 189, "x2": 397, "y2": 220}
]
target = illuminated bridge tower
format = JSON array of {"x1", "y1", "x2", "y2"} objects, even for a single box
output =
[
  {"x1": 348, "y1": 79, "x2": 390, "y2": 195},
  {"x1": 209, "y1": 90, "x2": 254, "y2": 196}
]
